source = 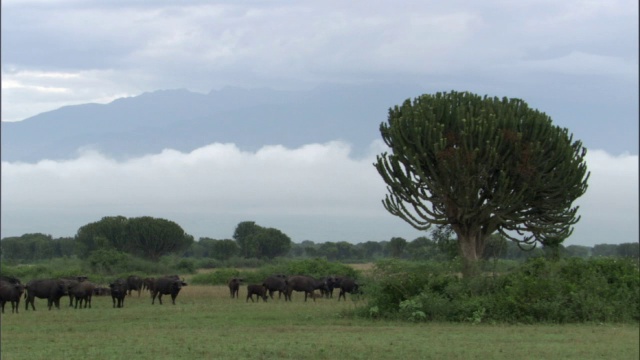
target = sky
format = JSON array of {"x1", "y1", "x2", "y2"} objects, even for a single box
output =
[{"x1": 1, "y1": 0, "x2": 638, "y2": 247}]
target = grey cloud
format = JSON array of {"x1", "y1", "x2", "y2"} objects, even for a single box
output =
[
  {"x1": 1, "y1": 0, "x2": 637, "y2": 244},
  {"x1": 1, "y1": 142, "x2": 637, "y2": 246}
]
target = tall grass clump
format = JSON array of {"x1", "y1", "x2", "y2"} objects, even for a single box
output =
[{"x1": 357, "y1": 257, "x2": 639, "y2": 324}]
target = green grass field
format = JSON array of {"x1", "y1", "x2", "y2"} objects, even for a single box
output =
[{"x1": 1, "y1": 285, "x2": 638, "y2": 360}]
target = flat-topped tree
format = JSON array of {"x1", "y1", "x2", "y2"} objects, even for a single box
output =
[{"x1": 374, "y1": 91, "x2": 589, "y2": 277}]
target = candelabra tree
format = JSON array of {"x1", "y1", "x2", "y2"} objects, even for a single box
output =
[{"x1": 374, "y1": 91, "x2": 589, "y2": 277}]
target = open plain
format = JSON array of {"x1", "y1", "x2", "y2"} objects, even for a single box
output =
[{"x1": 1, "y1": 284, "x2": 638, "y2": 360}]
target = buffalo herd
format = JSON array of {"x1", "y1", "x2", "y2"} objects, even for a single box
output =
[
  {"x1": 238, "y1": 275, "x2": 360, "y2": 303},
  {"x1": 1, "y1": 273, "x2": 360, "y2": 314}
]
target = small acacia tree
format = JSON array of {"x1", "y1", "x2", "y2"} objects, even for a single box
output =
[{"x1": 374, "y1": 91, "x2": 589, "y2": 277}]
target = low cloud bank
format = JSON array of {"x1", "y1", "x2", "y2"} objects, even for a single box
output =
[{"x1": 1, "y1": 142, "x2": 637, "y2": 246}]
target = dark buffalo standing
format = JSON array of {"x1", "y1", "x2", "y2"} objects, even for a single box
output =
[
  {"x1": 262, "y1": 275, "x2": 287, "y2": 300},
  {"x1": 228, "y1": 278, "x2": 243, "y2": 299},
  {"x1": 60, "y1": 276, "x2": 88, "y2": 307},
  {"x1": 151, "y1": 276, "x2": 187, "y2": 305},
  {"x1": 109, "y1": 279, "x2": 128, "y2": 308},
  {"x1": 284, "y1": 275, "x2": 328, "y2": 302},
  {"x1": 127, "y1": 275, "x2": 144, "y2": 297},
  {"x1": 24, "y1": 279, "x2": 68, "y2": 311},
  {"x1": 0, "y1": 276, "x2": 25, "y2": 313},
  {"x1": 320, "y1": 276, "x2": 340, "y2": 298},
  {"x1": 68, "y1": 281, "x2": 96, "y2": 309},
  {"x1": 246, "y1": 284, "x2": 268, "y2": 302},
  {"x1": 337, "y1": 278, "x2": 360, "y2": 301}
]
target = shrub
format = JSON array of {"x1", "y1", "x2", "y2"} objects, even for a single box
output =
[
  {"x1": 176, "y1": 259, "x2": 196, "y2": 274},
  {"x1": 358, "y1": 257, "x2": 639, "y2": 323},
  {"x1": 190, "y1": 268, "x2": 243, "y2": 285}
]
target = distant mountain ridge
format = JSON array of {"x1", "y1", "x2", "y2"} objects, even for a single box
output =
[{"x1": 1, "y1": 83, "x2": 426, "y2": 162}]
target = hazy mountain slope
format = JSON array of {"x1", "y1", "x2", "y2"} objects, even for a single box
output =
[{"x1": 1, "y1": 83, "x2": 426, "y2": 162}]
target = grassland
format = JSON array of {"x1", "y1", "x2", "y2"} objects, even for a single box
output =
[{"x1": 1, "y1": 285, "x2": 638, "y2": 360}]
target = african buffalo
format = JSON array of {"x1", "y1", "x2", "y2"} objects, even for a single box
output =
[
  {"x1": 109, "y1": 279, "x2": 128, "y2": 308},
  {"x1": 262, "y1": 275, "x2": 287, "y2": 300},
  {"x1": 246, "y1": 284, "x2": 268, "y2": 302},
  {"x1": 126, "y1": 275, "x2": 143, "y2": 297},
  {"x1": 284, "y1": 275, "x2": 328, "y2": 302},
  {"x1": 320, "y1": 276, "x2": 340, "y2": 298},
  {"x1": 151, "y1": 276, "x2": 187, "y2": 305},
  {"x1": 60, "y1": 276, "x2": 88, "y2": 307},
  {"x1": 142, "y1": 277, "x2": 156, "y2": 293},
  {"x1": 68, "y1": 281, "x2": 96, "y2": 309},
  {"x1": 228, "y1": 277, "x2": 243, "y2": 299},
  {"x1": 337, "y1": 277, "x2": 360, "y2": 301},
  {"x1": 24, "y1": 279, "x2": 68, "y2": 311},
  {"x1": 0, "y1": 276, "x2": 25, "y2": 313}
]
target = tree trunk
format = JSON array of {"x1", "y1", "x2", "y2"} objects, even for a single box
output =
[{"x1": 455, "y1": 228, "x2": 485, "y2": 278}]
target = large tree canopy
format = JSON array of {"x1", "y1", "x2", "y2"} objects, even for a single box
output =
[
  {"x1": 233, "y1": 221, "x2": 292, "y2": 259},
  {"x1": 75, "y1": 216, "x2": 193, "y2": 261},
  {"x1": 374, "y1": 91, "x2": 589, "y2": 276},
  {"x1": 126, "y1": 216, "x2": 194, "y2": 261}
]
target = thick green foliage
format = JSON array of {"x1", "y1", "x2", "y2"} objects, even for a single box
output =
[
  {"x1": 233, "y1": 221, "x2": 292, "y2": 259},
  {"x1": 190, "y1": 268, "x2": 243, "y2": 285},
  {"x1": 75, "y1": 215, "x2": 194, "y2": 261},
  {"x1": 1, "y1": 253, "x2": 191, "y2": 285},
  {"x1": 359, "y1": 258, "x2": 639, "y2": 323},
  {"x1": 0, "y1": 233, "x2": 76, "y2": 262},
  {"x1": 375, "y1": 91, "x2": 590, "y2": 277}
]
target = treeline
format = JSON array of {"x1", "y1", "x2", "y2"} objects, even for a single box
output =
[{"x1": 2, "y1": 228, "x2": 637, "y2": 264}]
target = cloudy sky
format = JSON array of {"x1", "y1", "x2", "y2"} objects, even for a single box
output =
[{"x1": 1, "y1": 0, "x2": 638, "y2": 247}]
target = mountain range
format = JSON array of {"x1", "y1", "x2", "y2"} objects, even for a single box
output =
[{"x1": 1, "y1": 83, "x2": 427, "y2": 163}]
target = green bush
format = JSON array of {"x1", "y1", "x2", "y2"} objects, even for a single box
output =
[
  {"x1": 362, "y1": 259, "x2": 460, "y2": 315},
  {"x1": 359, "y1": 257, "x2": 639, "y2": 323},
  {"x1": 176, "y1": 259, "x2": 197, "y2": 274},
  {"x1": 1, "y1": 263, "x2": 53, "y2": 282},
  {"x1": 190, "y1": 268, "x2": 242, "y2": 285},
  {"x1": 1, "y1": 251, "x2": 195, "y2": 285},
  {"x1": 87, "y1": 249, "x2": 130, "y2": 274}
]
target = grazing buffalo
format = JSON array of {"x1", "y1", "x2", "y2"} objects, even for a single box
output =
[
  {"x1": 0, "y1": 276, "x2": 25, "y2": 313},
  {"x1": 228, "y1": 278, "x2": 243, "y2": 299},
  {"x1": 68, "y1": 281, "x2": 96, "y2": 309},
  {"x1": 284, "y1": 275, "x2": 328, "y2": 302},
  {"x1": 151, "y1": 276, "x2": 187, "y2": 305},
  {"x1": 126, "y1": 275, "x2": 144, "y2": 297},
  {"x1": 109, "y1": 279, "x2": 128, "y2": 308},
  {"x1": 262, "y1": 276, "x2": 287, "y2": 300},
  {"x1": 337, "y1": 277, "x2": 360, "y2": 301},
  {"x1": 246, "y1": 284, "x2": 268, "y2": 302},
  {"x1": 24, "y1": 279, "x2": 68, "y2": 311}
]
